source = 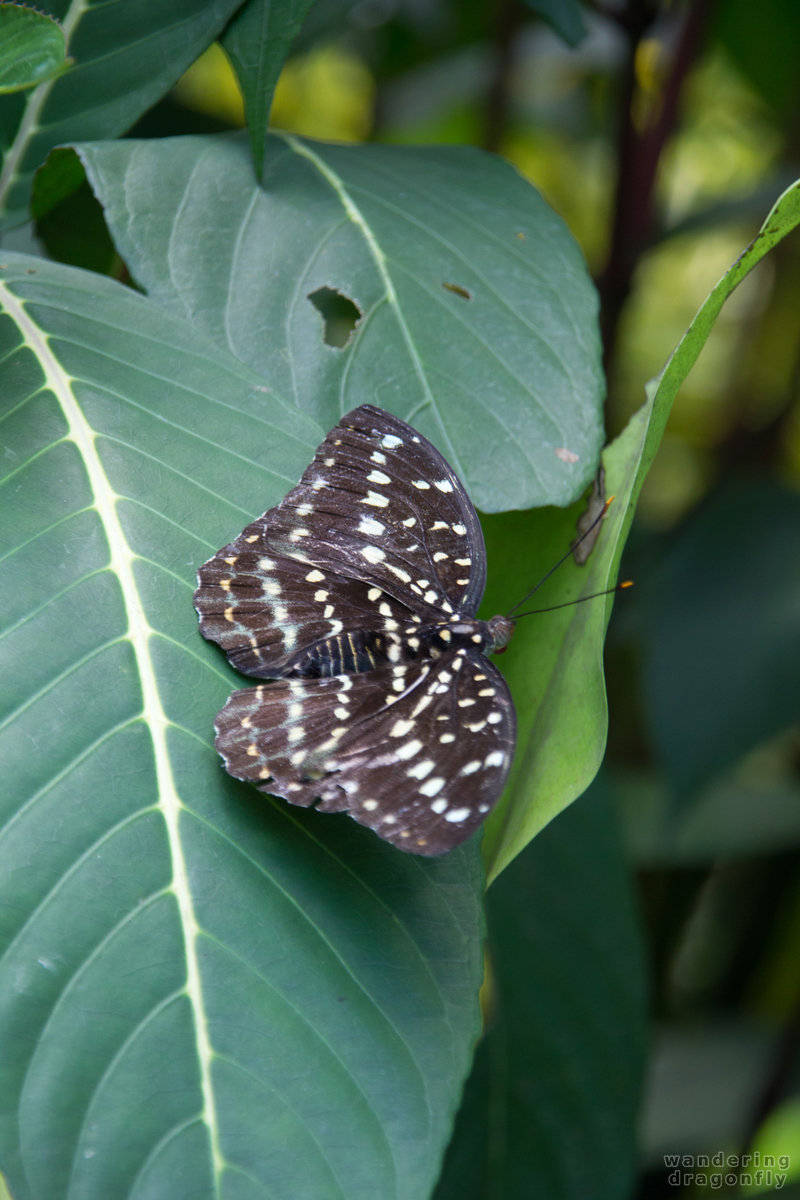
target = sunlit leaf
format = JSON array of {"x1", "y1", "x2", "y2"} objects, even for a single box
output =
[{"x1": 0, "y1": 4, "x2": 67, "y2": 95}]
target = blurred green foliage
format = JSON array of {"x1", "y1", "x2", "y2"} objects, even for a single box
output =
[{"x1": 3, "y1": 0, "x2": 800, "y2": 1195}]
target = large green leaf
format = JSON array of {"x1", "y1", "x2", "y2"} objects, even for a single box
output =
[
  {"x1": 642, "y1": 478, "x2": 800, "y2": 794},
  {"x1": 0, "y1": 251, "x2": 485, "y2": 1200},
  {"x1": 69, "y1": 132, "x2": 605, "y2": 513},
  {"x1": 0, "y1": 0, "x2": 242, "y2": 226},
  {"x1": 613, "y1": 765, "x2": 800, "y2": 866},
  {"x1": 436, "y1": 786, "x2": 646, "y2": 1200}
]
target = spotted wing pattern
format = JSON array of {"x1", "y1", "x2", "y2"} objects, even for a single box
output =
[
  {"x1": 213, "y1": 648, "x2": 515, "y2": 856},
  {"x1": 195, "y1": 404, "x2": 516, "y2": 856},
  {"x1": 194, "y1": 405, "x2": 486, "y2": 677}
]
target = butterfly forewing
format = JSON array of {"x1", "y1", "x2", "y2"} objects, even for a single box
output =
[
  {"x1": 214, "y1": 649, "x2": 515, "y2": 856},
  {"x1": 194, "y1": 405, "x2": 487, "y2": 676},
  {"x1": 194, "y1": 544, "x2": 420, "y2": 678}
]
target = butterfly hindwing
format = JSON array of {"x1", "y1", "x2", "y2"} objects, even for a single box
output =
[{"x1": 213, "y1": 649, "x2": 515, "y2": 856}]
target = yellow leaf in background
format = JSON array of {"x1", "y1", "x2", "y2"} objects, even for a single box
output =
[
  {"x1": 173, "y1": 43, "x2": 245, "y2": 126},
  {"x1": 173, "y1": 42, "x2": 373, "y2": 144},
  {"x1": 271, "y1": 44, "x2": 374, "y2": 142}
]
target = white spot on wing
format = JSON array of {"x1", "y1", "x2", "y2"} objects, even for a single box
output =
[
  {"x1": 361, "y1": 545, "x2": 386, "y2": 563},
  {"x1": 444, "y1": 807, "x2": 472, "y2": 823},
  {"x1": 359, "y1": 515, "x2": 385, "y2": 537},
  {"x1": 395, "y1": 739, "x2": 422, "y2": 760},
  {"x1": 390, "y1": 718, "x2": 415, "y2": 737}
]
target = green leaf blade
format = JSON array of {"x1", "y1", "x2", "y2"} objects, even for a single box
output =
[
  {"x1": 437, "y1": 789, "x2": 646, "y2": 1200},
  {"x1": 74, "y1": 133, "x2": 605, "y2": 513},
  {"x1": 0, "y1": 251, "x2": 485, "y2": 1200},
  {"x1": 221, "y1": 0, "x2": 317, "y2": 179},
  {"x1": 0, "y1": 5, "x2": 67, "y2": 95}
]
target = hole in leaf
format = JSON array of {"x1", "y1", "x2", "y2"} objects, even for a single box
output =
[
  {"x1": 308, "y1": 287, "x2": 362, "y2": 348},
  {"x1": 442, "y1": 281, "x2": 472, "y2": 300}
]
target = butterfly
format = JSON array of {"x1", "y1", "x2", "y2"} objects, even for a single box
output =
[{"x1": 194, "y1": 404, "x2": 516, "y2": 855}]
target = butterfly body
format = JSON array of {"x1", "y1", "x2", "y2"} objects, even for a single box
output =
[
  {"x1": 195, "y1": 405, "x2": 516, "y2": 855},
  {"x1": 284, "y1": 614, "x2": 514, "y2": 680}
]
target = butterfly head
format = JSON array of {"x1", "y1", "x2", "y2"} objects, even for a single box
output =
[
  {"x1": 486, "y1": 614, "x2": 515, "y2": 653},
  {"x1": 421, "y1": 615, "x2": 515, "y2": 659}
]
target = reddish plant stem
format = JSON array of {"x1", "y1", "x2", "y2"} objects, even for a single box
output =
[{"x1": 597, "y1": 0, "x2": 715, "y2": 388}]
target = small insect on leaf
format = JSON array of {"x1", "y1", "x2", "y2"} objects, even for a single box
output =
[{"x1": 442, "y1": 281, "x2": 472, "y2": 300}]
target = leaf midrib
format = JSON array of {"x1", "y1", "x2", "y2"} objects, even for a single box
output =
[{"x1": 2, "y1": 277, "x2": 226, "y2": 1184}]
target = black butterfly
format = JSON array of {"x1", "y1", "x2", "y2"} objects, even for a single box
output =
[{"x1": 194, "y1": 405, "x2": 516, "y2": 855}]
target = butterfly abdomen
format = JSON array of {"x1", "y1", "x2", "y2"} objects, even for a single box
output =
[
  {"x1": 284, "y1": 616, "x2": 515, "y2": 681},
  {"x1": 285, "y1": 629, "x2": 391, "y2": 678}
]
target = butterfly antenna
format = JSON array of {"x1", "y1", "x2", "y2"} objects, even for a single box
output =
[
  {"x1": 512, "y1": 579, "x2": 633, "y2": 620},
  {"x1": 506, "y1": 496, "x2": 618, "y2": 619}
]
